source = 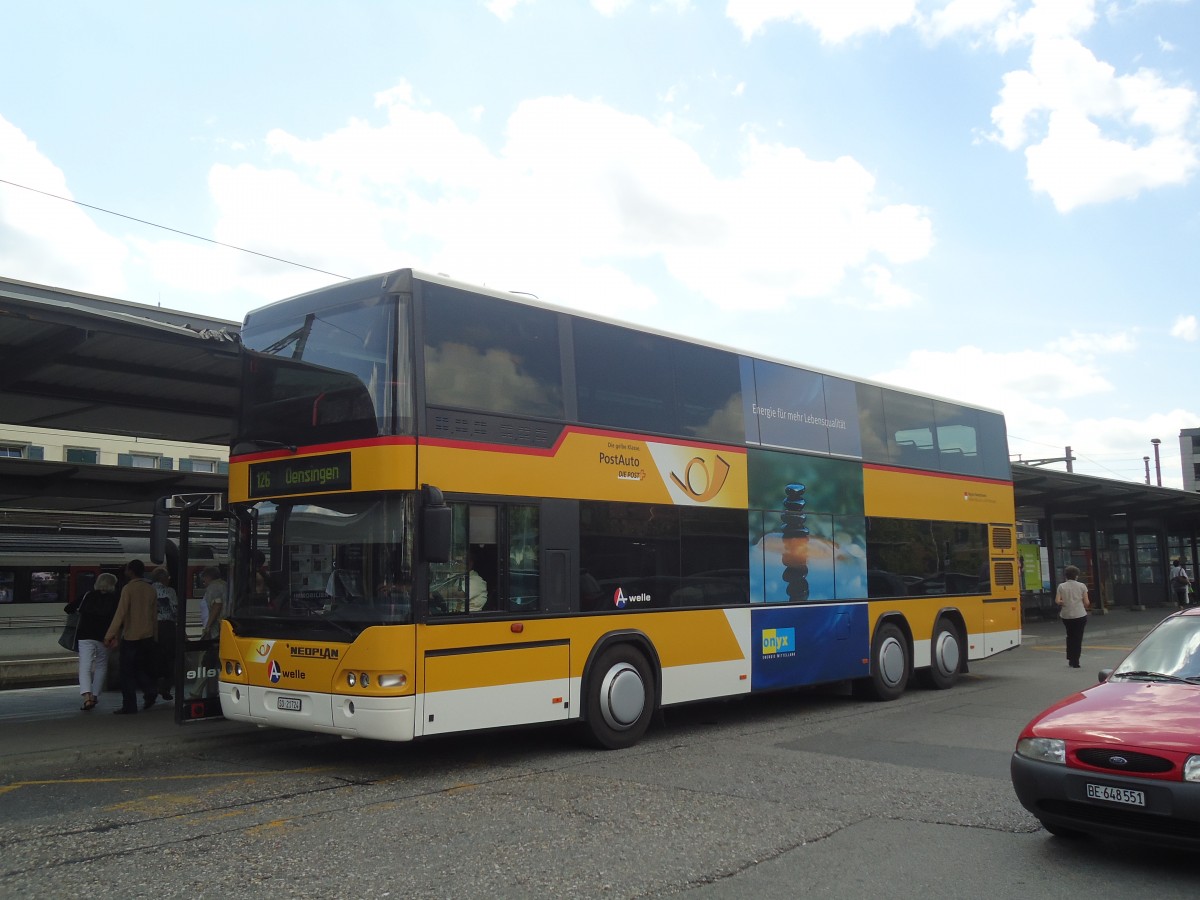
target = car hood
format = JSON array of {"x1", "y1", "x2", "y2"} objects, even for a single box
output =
[{"x1": 1028, "y1": 680, "x2": 1200, "y2": 751}]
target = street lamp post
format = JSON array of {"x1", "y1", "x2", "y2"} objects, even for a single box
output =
[{"x1": 1151, "y1": 438, "x2": 1162, "y2": 487}]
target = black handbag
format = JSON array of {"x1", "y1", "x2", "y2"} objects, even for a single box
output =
[
  {"x1": 57, "y1": 614, "x2": 79, "y2": 652},
  {"x1": 57, "y1": 592, "x2": 87, "y2": 652}
]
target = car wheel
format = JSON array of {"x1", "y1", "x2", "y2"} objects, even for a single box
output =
[
  {"x1": 583, "y1": 645, "x2": 655, "y2": 750},
  {"x1": 854, "y1": 621, "x2": 909, "y2": 701},
  {"x1": 918, "y1": 618, "x2": 962, "y2": 690}
]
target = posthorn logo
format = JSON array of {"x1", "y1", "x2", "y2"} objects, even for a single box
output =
[{"x1": 269, "y1": 660, "x2": 282, "y2": 684}]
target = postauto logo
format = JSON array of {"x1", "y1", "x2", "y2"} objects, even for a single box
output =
[{"x1": 762, "y1": 627, "x2": 796, "y2": 657}]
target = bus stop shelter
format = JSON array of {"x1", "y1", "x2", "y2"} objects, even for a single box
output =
[{"x1": 1012, "y1": 463, "x2": 1200, "y2": 616}]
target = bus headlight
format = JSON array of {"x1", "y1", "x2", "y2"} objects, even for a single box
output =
[
  {"x1": 379, "y1": 673, "x2": 407, "y2": 688},
  {"x1": 347, "y1": 672, "x2": 356, "y2": 687},
  {"x1": 1016, "y1": 737, "x2": 1066, "y2": 765},
  {"x1": 360, "y1": 673, "x2": 370, "y2": 687}
]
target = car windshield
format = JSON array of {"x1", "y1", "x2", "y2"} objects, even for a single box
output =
[
  {"x1": 1112, "y1": 615, "x2": 1200, "y2": 682},
  {"x1": 228, "y1": 494, "x2": 415, "y2": 640}
]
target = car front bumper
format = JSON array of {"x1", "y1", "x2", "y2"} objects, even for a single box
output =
[{"x1": 1011, "y1": 753, "x2": 1200, "y2": 848}]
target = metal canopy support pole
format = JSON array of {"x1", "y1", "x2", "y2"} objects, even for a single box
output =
[
  {"x1": 1087, "y1": 518, "x2": 1105, "y2": 616},
  {"x1": 1128, "y1": 518, "x2": 1144, "y2": 611},
  {"x1": 1045, "y1": 511, "x2": 1058, "y2": 605}
]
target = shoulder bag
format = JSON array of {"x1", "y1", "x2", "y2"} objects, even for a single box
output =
[{"x1": 57, "y1": 592, "x2": 87, "y2": 652}]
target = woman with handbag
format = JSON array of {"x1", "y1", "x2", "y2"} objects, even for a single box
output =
[{"x1": 67, "y1": 572, "x2": 120, "y2": 711}]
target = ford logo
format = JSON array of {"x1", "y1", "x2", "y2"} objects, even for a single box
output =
[{"x1": 1109, "y1": 755, "x2": 1129, "y2": 766}]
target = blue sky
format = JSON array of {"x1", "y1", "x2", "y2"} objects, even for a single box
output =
[{"x1": 1, "y1": 0, "x2": 1197, "y2": 486}]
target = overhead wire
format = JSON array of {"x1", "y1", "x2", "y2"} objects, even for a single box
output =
[{"x1": 0, "y1": 177, "x2": 351, "y2": 281}]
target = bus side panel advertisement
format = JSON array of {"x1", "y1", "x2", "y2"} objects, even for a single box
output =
[
  {"x1": 741, "y1": 357, "x2": 862, "y2": 458},
  {"x1": 751, "y1": 605, "x2": 869, "y2": 690},
  {"x1": 747, "y1": 451, "x2": 867, "y2": 604},
  {"x1": 421, "y1": 431, "x2": 749, "y2": 508}
]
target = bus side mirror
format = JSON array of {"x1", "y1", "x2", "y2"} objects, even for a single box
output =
[
  {"x1": 421, "y1": 484, "x2": 451, "y2": 563},
  {"x1": 150, "y1": 497, "x2": 170, "y2": 564}
]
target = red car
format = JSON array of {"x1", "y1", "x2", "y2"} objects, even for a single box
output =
[{"x1": 1011, "y1": 608, "x2": 1200, "y2": 848}]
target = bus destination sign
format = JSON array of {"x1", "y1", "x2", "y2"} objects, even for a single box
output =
[{"x1": 249, "y1": 452, "x2": 352, "y2": 498}]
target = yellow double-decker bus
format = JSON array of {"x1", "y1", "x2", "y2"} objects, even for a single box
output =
[{"x1": 219, "y1": 269, "x2": 1018, "y2": 748}]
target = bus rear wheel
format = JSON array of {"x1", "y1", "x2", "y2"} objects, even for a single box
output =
[
  {"x1": 583, "y1": 645, "x2": 655, "y2": 750},
  {"x1": 855, "y1": 621, "x2": 909, "y2": 701},
  {"x1": 918, "y1": 618, "x2": 963, "y2": 690}
]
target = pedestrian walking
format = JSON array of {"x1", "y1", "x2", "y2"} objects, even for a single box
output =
[
  {"x1": 104, "y1": 559, "x2": 159, "y2": 714},
  {"x1": 69, "y1": 572, "x2": 119, "y2": 711},
  {"x1": 1055, "y1": 565, "x2": 1091, "y2": 669},
  {"x1": 1170, "y1": 558, "x2": 1192, "y2": 608}
]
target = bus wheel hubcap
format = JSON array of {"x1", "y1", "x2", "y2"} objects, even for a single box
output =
[
  {"x1": 935, "y1": 630, "x2": 960, "y2": 676},
  {"x1": 879, "y1": 637, "x2": 905, "y2": 687},
  {"x1": 600, "y1": 662, "x2": 645, "y2": 730}
]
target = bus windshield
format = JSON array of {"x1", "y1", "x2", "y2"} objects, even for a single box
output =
[
  {"x1": 229, "y1": 494, "x2": 415, "y2": 639},
  {"x1": 235, "y1": 293, "x2": 410, "y2": 451}
]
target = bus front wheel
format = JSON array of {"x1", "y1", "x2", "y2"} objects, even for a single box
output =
[
  {"x1": 855, "y1": 621, "x2": 909, "y2": 701},
  {"x1": 583, "y1": 645, "x2": 655, "y2": 750}
]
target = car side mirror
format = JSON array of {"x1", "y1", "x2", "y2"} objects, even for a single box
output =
[{"x1": 1098, "y1": 667, "x2": 1114, "y2": 683}]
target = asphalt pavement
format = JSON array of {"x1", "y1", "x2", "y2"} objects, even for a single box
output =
[{"x1": 0, "y1": 605, "x2": 1174, "y2": 783}]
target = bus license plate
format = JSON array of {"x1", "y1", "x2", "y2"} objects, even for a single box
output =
[
  {"x1": 277, "y1": 696, "x2": 302, "y2": 712},
  {"x1": 1086, "y1": 784, "x2": 1145, "y2": 806}
]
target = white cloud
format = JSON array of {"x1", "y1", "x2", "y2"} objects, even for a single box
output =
[
  {"x1": 860, "y1": 264, "x2": 919, "y2": 309},
  {"x1": 0, "y1": 115, "x2": 129, "y2": 297},
  {"x1": 922, "y1": 0, "x2": 1015, "y2": 42},
  {"x1": 986, "y1": 12, "x2": 1200, "y2": 211},
  {"x1": 485, "y1": 0, "x2": 534, "y2": 22},
  {"x1": 992, "y1": 0, "x2": 1097, "y2": 50},
  {"x1": 1046, "y1": 329, "x2": 1137, "y2": 355},
  {"x1": 1172, "y1": 315, "x2": 1198, "y2": 341},
  {"x1": 725, "y1": 0, "x2": 919, "y2": 43},
  {"x1": 133, "y1": 88, "x2": 931, "y2": 315},
  {"x1": 592, "y1": 0, "x2": 633, "y2": 14}
]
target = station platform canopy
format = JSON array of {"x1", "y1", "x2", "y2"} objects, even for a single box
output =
[
  {"x1": 0, "y1": 276, "x2": 241, "y2": 514},
  {"x1": 1012, "y1": 462, "x2": 1200, "y2": 527}
]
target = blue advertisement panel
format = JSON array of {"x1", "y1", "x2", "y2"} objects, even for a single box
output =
[
  {"x1": 740, "y1": 358, "x2": 862, "y2": 458},
  {"x1": 751, "y1": 604, "x2": 870, "y2": 690}
]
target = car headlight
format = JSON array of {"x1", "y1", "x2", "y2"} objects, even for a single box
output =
[
  {"x1": 1185, "y1": 756, "x2": 1200, "y2": 783},
  {"x1": 1016, "y1": 737, "x2": 1066, "y2": 765}
]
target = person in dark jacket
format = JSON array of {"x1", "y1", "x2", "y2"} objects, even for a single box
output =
[{"x1": 68, "y1": 572, "x2": 120, "y2": 711}]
